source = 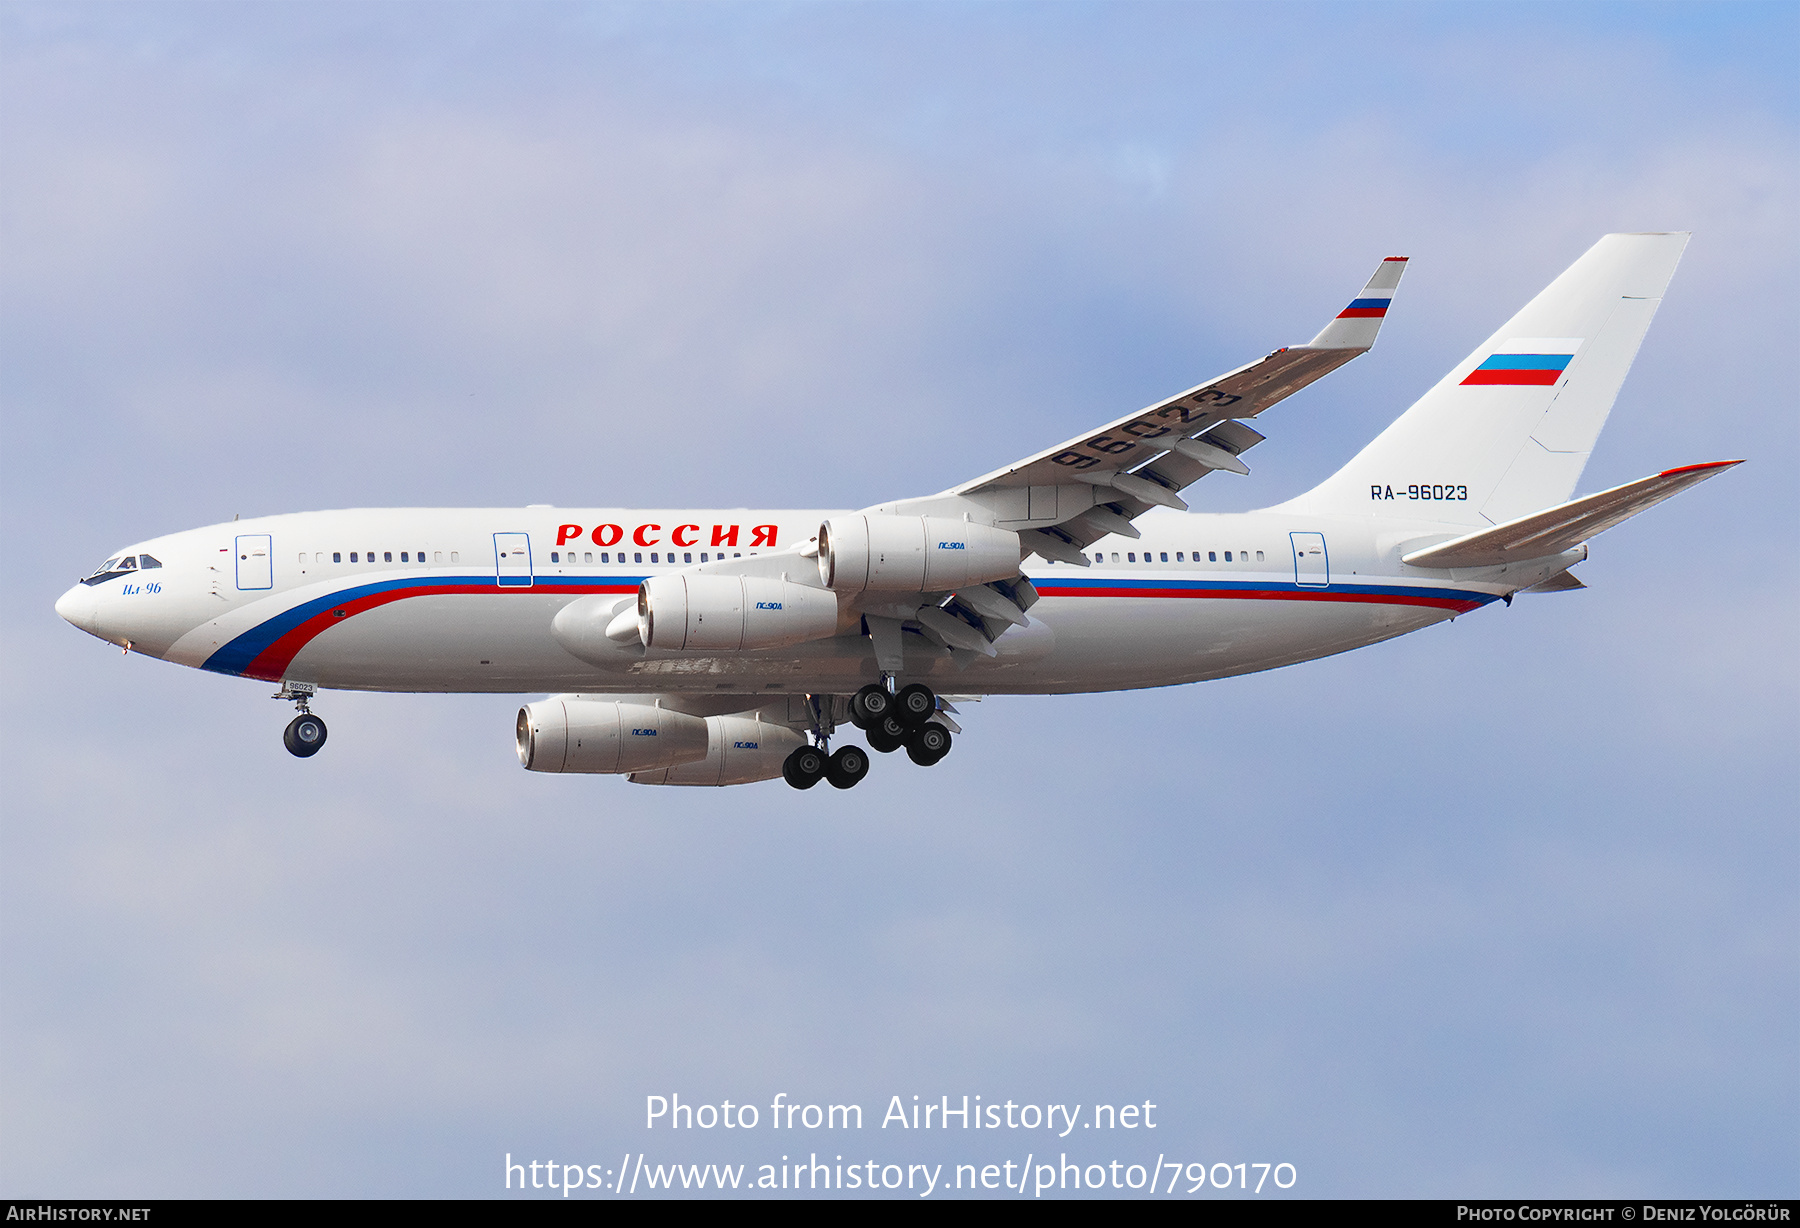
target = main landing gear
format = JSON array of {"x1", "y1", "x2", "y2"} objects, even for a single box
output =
[
  {"x1": 275, "y1": 681, "x2": 327, "y2": 759},
  {"x1": 782, "y1": 744, "x2": 870, "y2": 791},
  {"x1": 780, "y1": 680, "x2": 953, "y2": 790},
  {"x1": 855, "y1": 681, "x2": 953, "y2": 768}
]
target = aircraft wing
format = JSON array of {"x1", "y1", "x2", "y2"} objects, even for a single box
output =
[{"x1": 948, "y1": 256, "x2": 1409, "y2": 562}]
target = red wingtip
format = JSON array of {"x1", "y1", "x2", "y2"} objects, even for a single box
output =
[{"x1": 1658, "y1": 459, "x2": 1746, "y2": 478}]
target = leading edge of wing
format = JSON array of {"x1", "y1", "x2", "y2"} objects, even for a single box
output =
[{"x1": 950, "y1": 256, "x2": 1409, "y2": 499}]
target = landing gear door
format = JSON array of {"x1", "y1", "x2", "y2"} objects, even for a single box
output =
[
  {"x1": 1290, "y1": 531, "x2": 1329, "y2": 588},
  {"x1": 494, "y1": 532, "x2": 533, "y2": 588},
  {"x1": 235, "y1": 535, "x2": 273, "y2": 590}
]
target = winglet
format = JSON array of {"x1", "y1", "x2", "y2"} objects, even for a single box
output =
[{"x1": 1307, "y1": 256, "x2": 1409, "y2": 350}]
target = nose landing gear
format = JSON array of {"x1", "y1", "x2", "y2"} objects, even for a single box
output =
[
  {"x1": 283, "y1": 713, "x2": 328, "y2": 757},
  {"x1": 274, "y1": 681, "x2": 327, "y2": 758}
]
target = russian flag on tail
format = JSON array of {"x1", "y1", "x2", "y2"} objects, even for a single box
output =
[{"x1": 1460, "y1": 352, "x2": 1575, "y2": 386}]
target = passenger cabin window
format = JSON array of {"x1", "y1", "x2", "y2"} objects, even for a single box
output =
[
  {"x1": 334, "y1": 553, "x2": 342, "y2": 563},
  {"x1": 1209, "y1": 552, "x2": 1217, "y2": 561},
  {"x1": 1224, "y1": 551, "x2": 1232, "y2": 561},
  {"x1": 383, "y1": 551, "x2": 392, "y2": 562},
  {"x1": 584, "y1": 552, "x2": 593, "y2": 563},
  {"x1": 1256, "y1": 550, "x2": 1265, "y2": 561},
  {"x1": 550, "y1": 552, "x2": 559, "y2": 562},
  {"x1": 684, "y1": 553, "x2": 693, "y2": 563},
  {"x1": 634, "y1": 553, "x2": 643, "y2": 563},
  {"x1": 401, "y1": 552, "x2": 409, "y2": 562},
  {"x1": 1110, "y1": 552, "x2": 1120, "y2": 562},
  {"x1": 1160, "y1": 552, "x2": 1168, "y2": 562},
  {"x1": 350, "y1": 552, "x2": 358, "y2": 562}
]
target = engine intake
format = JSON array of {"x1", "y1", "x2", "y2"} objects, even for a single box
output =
[
  {"x1": 637, "y1": 575, "x2": 839, "y2": 652},
  {"x1": 516, "y1": 698, "x2": 709, "y2": 774},
  {"x1": 817, "y1": 515, "x2": 1022, "y2": 593}
]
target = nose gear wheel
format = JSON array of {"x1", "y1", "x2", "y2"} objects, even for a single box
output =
[{"x1": 283, "y1": 713, "x2": 328, "y2": 758}]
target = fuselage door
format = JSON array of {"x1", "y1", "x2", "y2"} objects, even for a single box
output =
[
  {"x1": 235, "y1": 534, "x2": 273, "y2": 590},
  {"x1": 494, "y1": 532, "x2": 533, "y2": 588},
  {"x1": 1290, "y1": 531, "x2": 1329, "y2": 588}
]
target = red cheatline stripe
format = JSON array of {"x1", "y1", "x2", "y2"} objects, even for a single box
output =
[
  {"x1": 241, "y1": 582, "x2": 635, "y2": 682},
  {"x1": 1337, "y1": 307, "x2": 1388, "y2": 318}
]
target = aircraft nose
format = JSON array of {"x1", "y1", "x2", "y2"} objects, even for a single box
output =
[{"x1": 55, "y1": 583, "x2": 99, "y2": 634}]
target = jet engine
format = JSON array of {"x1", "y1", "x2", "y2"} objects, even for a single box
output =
[
  {"x1": 628, "y1": 715, "x2": 807, "y2": 786},
  {"x1": 516, "y1": 698, "x2": 708, "y2": 774},
  {"x1": 817, "y1": 515, "x2": 1022, "y2": 594},
  {"x1": 637, "y1": 574, "x2": 839, "y2": 652}
]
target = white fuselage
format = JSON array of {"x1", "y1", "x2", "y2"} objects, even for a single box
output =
[{"x1": 53, "y1": 505, "x2": 1572, "y2": 698}]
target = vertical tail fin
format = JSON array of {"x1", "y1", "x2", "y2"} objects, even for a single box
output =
[{"x1": 1282, "y1": 233, "x2": 1690, "y2": 525}]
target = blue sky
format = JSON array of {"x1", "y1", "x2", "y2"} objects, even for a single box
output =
[{"x1": 2, "y1": 0, "x2": 1795, "y2": 1198}]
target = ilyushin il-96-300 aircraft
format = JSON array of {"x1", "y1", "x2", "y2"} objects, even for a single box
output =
[{"x1": 57, "y1": 232, "x2": 1740, "y2": 791}]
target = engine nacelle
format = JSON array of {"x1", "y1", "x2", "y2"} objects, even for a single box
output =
[
  {"x1": 628, "y1": 715, "x2": 807, "y2": 786},
  {"x1": 516, "y1": 698, "x2": 708, "y2": 774},
  {"x1": 817, "y1": 515, "x2": 1022, "y2": 593},
  {"x1": 637, "y1": 574, "x2": 839, "y2": 651}
]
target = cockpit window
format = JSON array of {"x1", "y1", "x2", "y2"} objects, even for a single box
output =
[
  {"x1": 81, "y1": 554, "x2": 142, "y2": 586},
  {"x1": 138, "y1": 555, "x2": 162, "y2": 569}
]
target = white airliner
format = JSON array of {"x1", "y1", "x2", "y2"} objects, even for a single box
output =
[{"x1": 56, "y1": 232, "x2": 1739, "y2": 790}]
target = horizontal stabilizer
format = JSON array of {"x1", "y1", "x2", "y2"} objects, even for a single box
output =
[{"x1": 1403, "y1": 460, "x2": 1742, "y2": 569}]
